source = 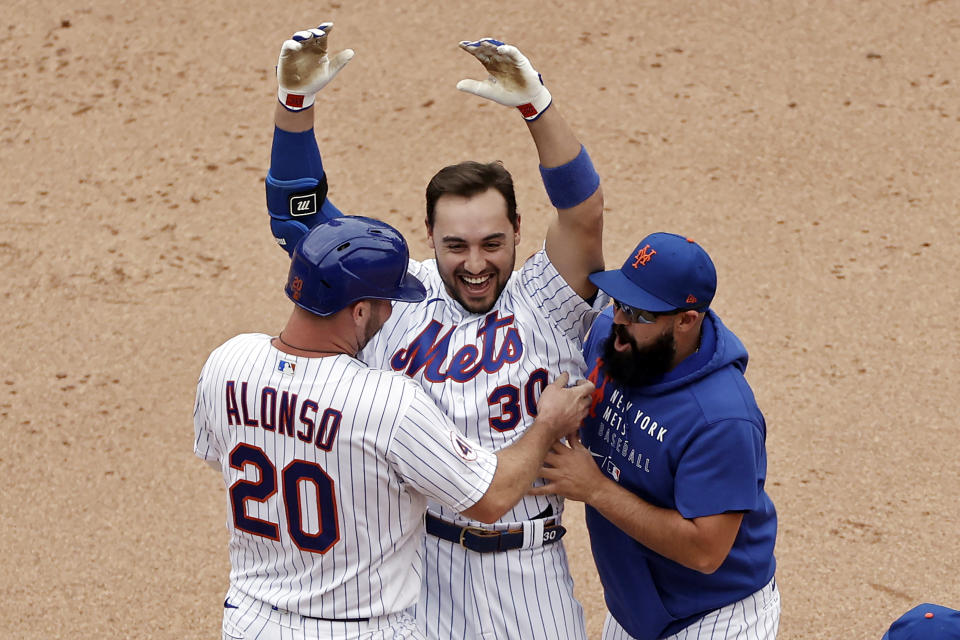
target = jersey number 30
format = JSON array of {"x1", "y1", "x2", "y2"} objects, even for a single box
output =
[
  {"x1": 487, "y1": 368, "x2": 549, "y2": 432},
  {"x1": 228, "y1": 443, "x2": 340, "y2": 554}
]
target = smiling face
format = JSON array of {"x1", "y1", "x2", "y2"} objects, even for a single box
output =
[{"x1": 427, "y1": 187, "x2": 520, "y2": 314}]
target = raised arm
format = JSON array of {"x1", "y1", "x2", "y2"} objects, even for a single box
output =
[
  {"x1": 456, "y1": 39, "x2": 604, "y2": 299},
  {"x1": 267, "y1": 24, "x2": 354, "y2": 255}
]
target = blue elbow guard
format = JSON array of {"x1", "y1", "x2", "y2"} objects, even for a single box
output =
[
  {"x1": 266, "y1": 172, "x2": 343, "y2": 255},
  {"x1": 270, "y1": 216, "x2": 308, "y2": 256},
  {"x1": 539, "y1": 145, "x2": 600, "y2": 210},
  {"x1": 266, "y1": 173, "x2": 328, "y2": 219},
  {"x1": 269, "y1": 200, "x2": 345, "y2": 256}
]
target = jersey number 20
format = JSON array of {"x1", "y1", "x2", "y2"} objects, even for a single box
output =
[{"x1": 228, "y1": 443, "x2": 340, "y2": 554}]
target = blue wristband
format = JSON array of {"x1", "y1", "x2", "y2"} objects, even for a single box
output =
[{"x1": 539, "y1": 145, "x2": 600, "y2": 210}]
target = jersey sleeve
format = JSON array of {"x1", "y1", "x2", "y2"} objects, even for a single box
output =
[
  {"x1": 192, "y1": 359, "x2": 219, "y2": 463},
  {"x1": 519, "y1": 248, "x2": 604, "y2": 343},
  {"x1": 673, "y1": 418, "x2": 765, "y2": 519},
  {"x1": 386, "y1": 385, "x2": 498, "y2": 512}
]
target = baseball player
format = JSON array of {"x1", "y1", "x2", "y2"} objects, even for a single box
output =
[
  {"x1": 194, "y1": 216, "x2": 594, "y2": 640},
  {"x1": 531, "y1": 233, "x2": 780, "y2": 640},
  {"x1": 265, "y1": 24, "x2": 604, "y2": 640}
]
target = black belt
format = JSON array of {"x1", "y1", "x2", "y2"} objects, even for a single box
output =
[
  {"x1": 223, "y1": 600, "x2": 370, "y2": 622},
  {"x1": 225, "y1": 600, "x2": 369, "y2": 624},
  {"x1": 273, "y1": 605, "x2": 369, "y2": 624},
  {"x1": 425, "y1": 510, "x2": 566, "y2": 553}
]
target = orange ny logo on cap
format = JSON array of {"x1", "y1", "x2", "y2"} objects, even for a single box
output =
[
  {"x1": 291, "y1": 276, "x2": 304, "y2": 300},
  {"x1": 632, "y1": 244, "x2": 657, "y2": 268},
  {"x1": 686, "y1": 294, "x2": 698, "y2": 304}
]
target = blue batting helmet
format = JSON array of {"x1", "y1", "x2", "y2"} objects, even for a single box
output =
[{"x1": 285, "y1": 216, "x2": 426, "y2": 316}]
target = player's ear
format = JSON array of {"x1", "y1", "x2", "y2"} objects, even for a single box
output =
[
  {"x1": 346, "y1": 300, "x2": 366, "y2": 328},
  {"x1": 425, "y1": 218, "x2": 436, "y2": 249},
  {"x1": 354, "y1": 300, "x2": 370, "y2": 319},
  {"x1": 513, "y1": 214, "x2": 521, "y2": 246},
  {"x1": 347, "y1": 300, "x2": 372, "y2": 349},
  {"x1": 675, "y1": 310, "x2": 702, "y2": 333}
]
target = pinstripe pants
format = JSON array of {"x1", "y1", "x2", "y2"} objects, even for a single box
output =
[
  {"x1": 221, "y1": 587, "x2": 426, "y2": 640},
  {"x1": 602, "y1": 577, "x2": 780, "y2": 640},
  {"x1": 416, "y1": 534, "x2": 587, "y2": 640}
]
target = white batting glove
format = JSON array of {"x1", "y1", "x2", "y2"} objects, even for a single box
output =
[
  {"x1": 456, "y1": 38, "x2": 552, "y2": 120},
  {"x1": 277, "y1": 23, "x2": 355, "y2": 111}
]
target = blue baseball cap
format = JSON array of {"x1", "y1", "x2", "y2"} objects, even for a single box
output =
[
  {"x1": 589, "y1": 232, "x2": 717, "y2": 313},
  {"x1": 882, "y1": 603, "x2": 960, "y2": 640}
]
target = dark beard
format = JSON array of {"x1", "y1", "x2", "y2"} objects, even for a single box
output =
[{"x1": 601, "y1": 324, "x2": 676, "y2": 387}]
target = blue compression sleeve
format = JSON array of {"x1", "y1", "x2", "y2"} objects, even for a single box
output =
[
  {"x1": 271, "y1": 127, "x2": 324, "y2": 180},
  {"x1": 266, "y1": 127, "x2": 342, "y2": 254},
  {"x1": 266, "y1": 126, "x2": 341, "y2": 221}
]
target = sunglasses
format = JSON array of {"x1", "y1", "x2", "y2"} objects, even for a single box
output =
[
  {"x1": 612, "y1": 299, "x2": 664, "y2": 324},
  {"x1": 613, "y1": 299, "x2": 707, "y2": 324}
]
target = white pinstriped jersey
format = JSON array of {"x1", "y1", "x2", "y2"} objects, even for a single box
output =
[
  {"x1": 193, "y1": 333, "x2": 498, "y2": 619},
  {"x1": 360, "y1": 249, "x2": 601, "y2": 526}
]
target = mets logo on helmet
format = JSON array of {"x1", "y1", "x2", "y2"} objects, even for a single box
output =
[
  {"x1": 290, "y1": 276, "x2": 304, "y2": 300},
  {"x1": 632, "y1": 244, "x2": 656, "y2": 268}
]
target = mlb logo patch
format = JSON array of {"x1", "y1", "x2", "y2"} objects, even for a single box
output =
[
  {"x1": 605, "y1": 459, "x2": 621, "y2": 481},
  {"x1": 290, "y1": 192, "x2": 317, "y2": 217},
  {"x1": 278, "y1": 360, "x2": 297, "y2": 375},
  {"x1": 450, "y1": 431, "x2": 478, "y2": 461}
]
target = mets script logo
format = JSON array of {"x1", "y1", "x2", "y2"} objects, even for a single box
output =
[
  {"x1": 290, "y1": 276, "x2": 304, "y2": 300},
  {"x1": 390, "y1": 311, "x2": 523, "y2": 383},
  {"x1": 632, "y1": 244, "x2": 656, "y2": 268}
]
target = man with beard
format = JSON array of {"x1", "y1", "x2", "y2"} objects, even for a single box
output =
[
  {"x1": 532, "y1": 233, "x2": 780, "y2": 640},
  {"x1": 265, "y1": 24, "x2": 603, "y2": 640}
]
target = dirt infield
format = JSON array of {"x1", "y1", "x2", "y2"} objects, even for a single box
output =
[{"x1": 2, "y1": 1, "x2": 957, "y2": 638}]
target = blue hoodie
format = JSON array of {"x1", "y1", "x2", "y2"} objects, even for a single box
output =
[{"x1": 580, "y1": 308, "x2": 777, "y2": 640}]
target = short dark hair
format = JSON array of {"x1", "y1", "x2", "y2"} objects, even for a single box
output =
[{"x1": 425, "y1": 161, "x2": 518, "y2": 229}]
